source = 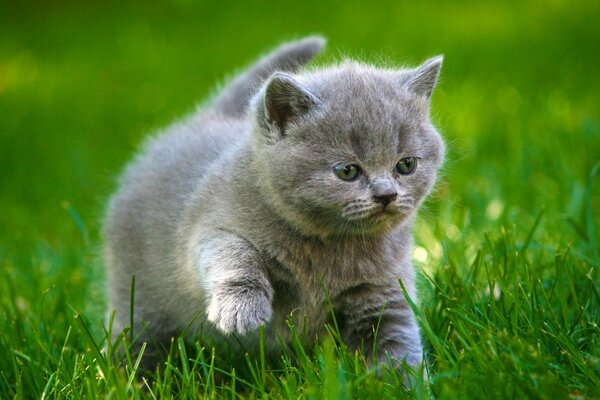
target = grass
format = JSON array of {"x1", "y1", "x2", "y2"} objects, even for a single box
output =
[{"x1": 1, "y1": 0, "x2": 599, "y2": 398}]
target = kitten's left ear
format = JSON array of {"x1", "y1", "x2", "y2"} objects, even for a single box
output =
[
  {"x1": 261, "y1": 72, "x2": 321, "y2": 135},
  {"x1": 403, "y1": 55, "x2": 443, "y2": 99}
]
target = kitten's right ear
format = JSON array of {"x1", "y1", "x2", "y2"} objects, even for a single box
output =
[
  {"x1": 402, "y1": 55, "x2": 443, "y2": 99},
  {"x1": 260, "y1": 73, "x2": 321, "y2": 136}
]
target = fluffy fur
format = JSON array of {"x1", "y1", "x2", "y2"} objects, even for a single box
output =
[{"x1": 103, "y1": 36, "x2": 445, "y2": 367}]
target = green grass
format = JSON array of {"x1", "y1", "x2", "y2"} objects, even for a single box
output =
[{"x1": 1, "y1": 0, "x2": 599, "y2": 398}]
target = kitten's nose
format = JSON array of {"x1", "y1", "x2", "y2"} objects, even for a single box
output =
[
  {"x1": 373, "y1": 191, "x2": 397, "y2": 207},
  {"x1": 371, "y1": 178, "x2": 397, "y2": 207},
  {"x1": 371, "y1": 177, "x2": 397, "y2": 207}
]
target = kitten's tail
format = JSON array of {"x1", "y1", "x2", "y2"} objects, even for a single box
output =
[{"x1": 211, "y1": 36, "x2": 325, "y2": 117}]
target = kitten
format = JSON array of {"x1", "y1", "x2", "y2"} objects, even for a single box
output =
[{"x1": 103, "y1": 36, "x2": 445, "y2": 369}]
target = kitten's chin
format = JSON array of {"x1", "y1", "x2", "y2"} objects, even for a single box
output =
[
  {"x1": 340, "y1": 209, "x2": 410, "y2": 236},
  {"x1": 277, "y1": 206, "x2": 407, "y2": 240}
]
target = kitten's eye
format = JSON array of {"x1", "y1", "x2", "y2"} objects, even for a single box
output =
[
  {"x1": 396, "y1": 157, "x2": 418, "y2": 175},
  {"x1": 334, "y1": 164, "x2": 360, "y2": 181}
]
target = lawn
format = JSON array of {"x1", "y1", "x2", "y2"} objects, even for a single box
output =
[{"x1": 0, "y1": 0, "x2": 599, "y2": 398}]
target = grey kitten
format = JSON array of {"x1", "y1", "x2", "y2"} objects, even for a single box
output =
[{"x1": 103, "y1": 36, "x2": 444, "y2": 369}]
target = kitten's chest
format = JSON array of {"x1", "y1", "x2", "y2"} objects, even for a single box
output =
[
  {"x1": 264, "y1": 237, "x2": 391, "y2": 305},
  {"x1": 261, "y1": 238, "x2": 394, "y2": 343}
]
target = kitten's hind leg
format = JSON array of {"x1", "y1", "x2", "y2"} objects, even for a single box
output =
[{"x1": 195, "y1": 233, "x2": 274, "y2": 335}]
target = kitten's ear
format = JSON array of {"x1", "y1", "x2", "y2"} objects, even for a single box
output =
[
  {"x1": 262, "y1": 72, "x2": 321, "y2": 135},
  {"x1": 403, "y1": 55, "x2": 443, "y2": 99}
]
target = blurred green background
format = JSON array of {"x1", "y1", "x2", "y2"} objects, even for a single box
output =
[
  {"x1": 1, "y1": 0, "x2": 598, "y2": 248},
  {"x1": 1, "y1": 0, "x2": 599, "y2": 396},
  {"x1": 1, "y1": 0, "x2": 598, "y2": 249}
]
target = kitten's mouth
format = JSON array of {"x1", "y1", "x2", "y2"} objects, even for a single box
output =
[
  {"x1": 368, "y1": 208, "x2": 388, "y2": 218},
  {"x1": 371, "y1": 206, "x2": 402, "y2": 219},
  {"x1": 342, "y1": 205, "x2": 400, "y2": 222}
]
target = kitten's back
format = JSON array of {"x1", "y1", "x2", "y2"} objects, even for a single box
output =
[
  {"x1": 103, "y1": 36, "x2": 326, "y2": 337},
  {"x1": 103, "y1": 116, "x2": 246, "y2": 332}
]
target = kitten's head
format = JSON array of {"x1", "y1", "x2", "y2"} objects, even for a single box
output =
[{"x1": 251, "y1": 57, "x2": 445, "y2": 239}]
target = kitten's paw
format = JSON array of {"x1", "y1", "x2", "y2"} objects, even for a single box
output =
[{"x1": 206, "y1": 289, "x2": 272, "y2": 335}]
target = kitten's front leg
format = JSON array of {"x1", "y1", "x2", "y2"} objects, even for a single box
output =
[
  {"x1": 335, "y1": 282, "x2": 423, "y2": 367},
  {"x1": 196, "y1": 233, "x2": 273, "y2": 335}
]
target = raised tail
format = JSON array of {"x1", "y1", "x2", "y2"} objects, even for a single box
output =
[{"x1": 211, "y1": 36, "x2": 326, "y2": 117}]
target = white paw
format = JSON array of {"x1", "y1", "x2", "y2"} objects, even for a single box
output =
[{"x1": 206, "y1": 290, "x2": 272, "y2": 335}]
